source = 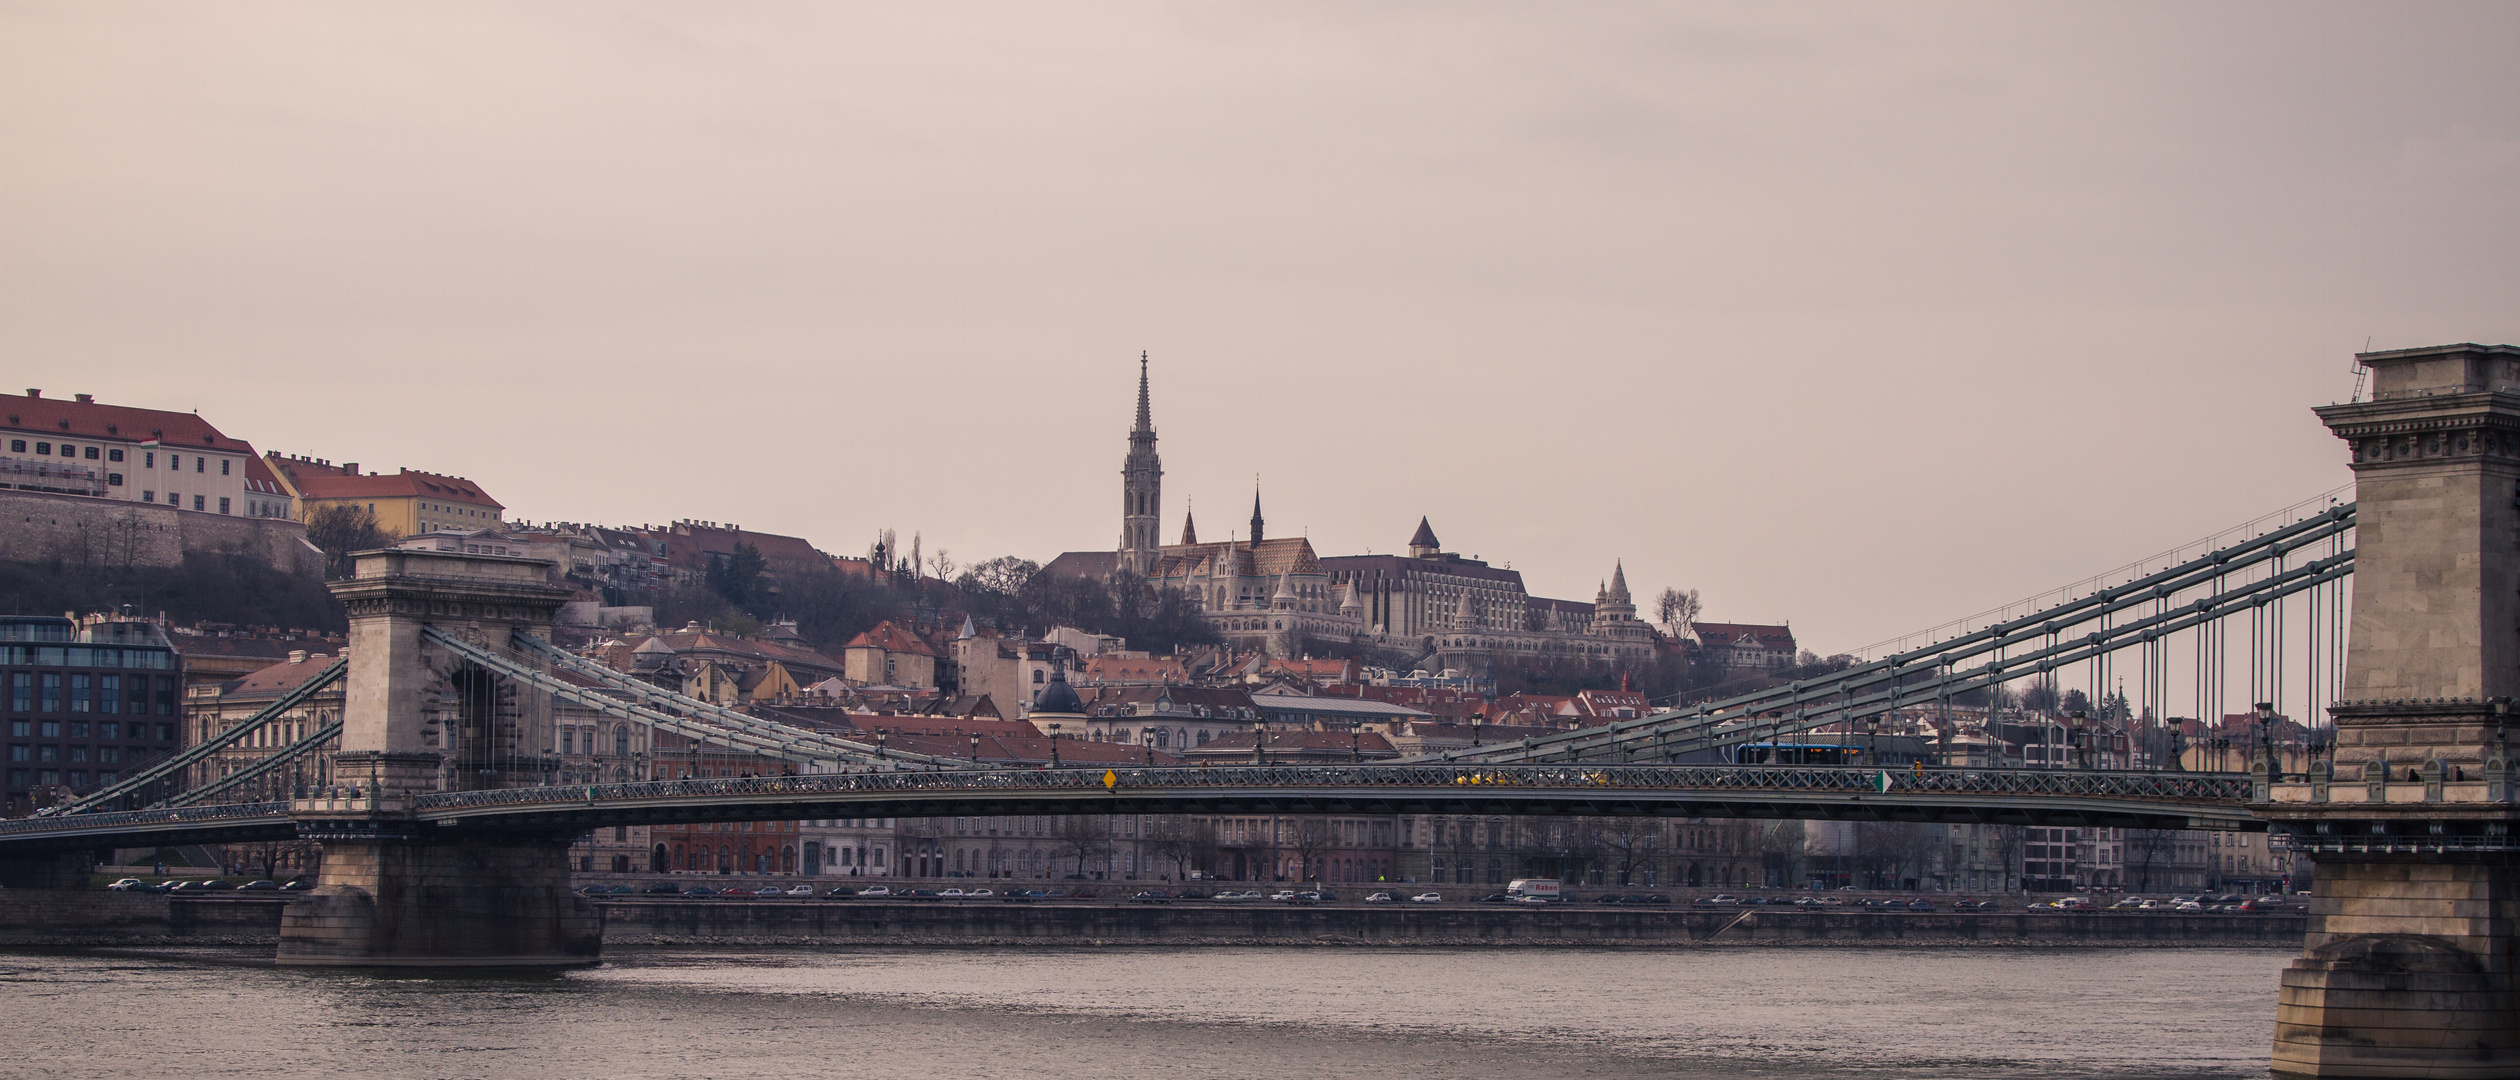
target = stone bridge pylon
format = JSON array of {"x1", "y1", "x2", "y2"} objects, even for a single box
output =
[
  {"x1": 276, "y1": 547, "x2": 598, "y2": 966},
  {"x1": 2265, "y1": 343, "x2": 2520, "y2": 1077}
]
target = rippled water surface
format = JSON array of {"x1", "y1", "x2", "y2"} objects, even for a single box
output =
[{"x1": 0, "y1": 945, "x2": 2291, "y2": 1080}]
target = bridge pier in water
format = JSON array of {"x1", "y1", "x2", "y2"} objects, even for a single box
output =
[
  {"x1": 276, "y1": 549, "x2": 598, "y2": 967},
  {"x1": 2265, "y1": 344, "x2": 2520, "y2": 1078}
]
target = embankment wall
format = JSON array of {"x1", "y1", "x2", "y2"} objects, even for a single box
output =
[
  {"x1": 0, "y1": 489, "x2": 319, "y2": 574},
  {"x1": 0, "y1": 894, "x2": 286, "y2": 946},
  {"x1": 599, "y1": 901, "x2": 2307, "y2": 948}
]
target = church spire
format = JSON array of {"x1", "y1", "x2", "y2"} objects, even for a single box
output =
[
  {"x1": 1249, "y1": 480, "x2": 1265, "y2": 547},
  {"x1": 1180, "y1": 502, "x2": 1199, "y2": 545},
  {"x1": 1119, "y1": 351, "x2": 1163, "y2": 576},
  {"x1": 1134, "y1": 350, "x2": 1152, "y2": 435}
]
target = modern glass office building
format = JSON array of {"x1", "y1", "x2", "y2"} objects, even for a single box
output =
[{"x1": 2, "y1": 616, "x2": 183, "y2": 815}]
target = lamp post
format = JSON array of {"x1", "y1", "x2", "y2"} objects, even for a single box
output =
[
  {"x1": 875, "y1": 729, "x2": 888, "y2": 763},
  {"x1": 1253, "y1": 719, "x2": 1267, "y2": 767},
  {"x1": 1048, "y1": 723, "x2": 1061, "y2": 767},
  {"x1": 1471, "y1": 716, "x2": 1483, "y2": 748},
  {"x1": 2253, "y1": 701, "x2": 2276, "y2": 775},
  {"x1": 969, "y1": 734, "x2": 981, "y2": 764}
]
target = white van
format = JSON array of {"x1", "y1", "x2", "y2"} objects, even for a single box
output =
[{"x1": 1506, "y1": 878, "x2": 1562, "y2": 902}]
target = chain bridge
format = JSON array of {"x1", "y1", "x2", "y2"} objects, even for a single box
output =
[{"x1": 2, "y1": 342, "x2": 2517, "y2": 1078}]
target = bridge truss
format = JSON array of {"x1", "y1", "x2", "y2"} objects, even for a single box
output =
[{"x1": 1434, "y1": 502, "x2": 2356, "y2": 766}]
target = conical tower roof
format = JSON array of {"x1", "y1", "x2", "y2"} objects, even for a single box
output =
[
  {"x1": 1180, "y1": 506, "x2": 1198, "y2": 545},
  {"x1": 1407, "y1": 516, "x2": 1439, "y2": 550}
]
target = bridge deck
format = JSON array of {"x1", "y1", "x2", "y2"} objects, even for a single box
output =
[{"x1": 0, "y1": 766, "x2": 2259, "y2": 851}]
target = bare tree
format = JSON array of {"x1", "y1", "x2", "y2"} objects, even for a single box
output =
[
  {"x1": 1655, "y1": 587, "x2": 1702, "y2": 636},
  {"x1": 1144, "y1": 815, "x2": 1205, "y2": 881},
  {"x1": 1288, "y1": 817, "x2": 1335, "y2": 884},
  {"x1": 305, "y1": 503, "x2": 390, "y2": 579},
  {"x1": 1056, "y1": 815, "x2": 1111, "y2": 879},
  {"x1": 1592, "y1": 817, "x2": 1662, "y2": 887}
]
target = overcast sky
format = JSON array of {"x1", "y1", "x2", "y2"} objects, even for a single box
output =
[{"x1": 5, "y1": 2, "x2": 2514, "y2": 651}]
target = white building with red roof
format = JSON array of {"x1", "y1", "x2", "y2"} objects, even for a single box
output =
[{"x1": 1, "y1": 388, "x2": 289, "y2": 518}]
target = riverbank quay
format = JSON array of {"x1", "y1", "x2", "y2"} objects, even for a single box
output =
[
  {"x1": 0, "y1": 893, "x2": 286, "y2": 946},
  {"x1": 0, "y1": 893, "x2": 2304, "y2": 949},
  {"x1": 597, "y1": 900, "x2": 2306, "y2": 948}
]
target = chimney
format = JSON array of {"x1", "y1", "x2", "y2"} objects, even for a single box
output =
[
  {"x1": 342, "y1": 463, "x2": 358, "y2": 475},
  {"x1": 24, "y1": 389, "x2": 38, "y2": 398},
  {"x1": 288, "y1": 649, "x2": 308, "y2": 664},
  {"x1": 73, "y1": 393, "x2": 93, "y2": 404}
]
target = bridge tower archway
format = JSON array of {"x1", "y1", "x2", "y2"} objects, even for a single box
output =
[
  {"x1": 276, "y1": 547, "x2": 590, "y2": 968},
  {"x1": 2268, "y1": 343, "x2": 2520, "y2": 1077}
]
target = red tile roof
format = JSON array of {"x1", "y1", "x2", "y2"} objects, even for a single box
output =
[
  {"x1": 843, "y1": 621, "x2": 938, "y2": 657},
  {"x1": 1, "y1": 390, "x2": 236, "y2": 447},
  {"x1": 220, "y1": 655, "x2": 346, "y2": 697},
  {"x1": 288, "y1": 468, "x2": 503, "y2": 510}
]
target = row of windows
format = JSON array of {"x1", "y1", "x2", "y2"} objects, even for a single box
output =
[
  {"x1": 7, "y1": 768, "x2": 114, "y2": 789},
  {"x1": 6, "y1": 442, "x2": 230, "y2": 476},
  {"x1": 138, "y1": 491, "x2": 220, "y2": 513},
  {"x1": 9, "y1": 743, "x2": 137, "y2": 763},
  {"x1": 8, "y1": 720, "x2": 176, "y2": 740},
  {"x1": 8, "y1": 674, "x2": 181, "y2": 714},
  {"x1": 0, "y1": 646, "x2": 177, "y2": 669}
]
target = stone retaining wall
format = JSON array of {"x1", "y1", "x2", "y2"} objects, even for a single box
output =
[
  {"x1": 599, "y1": 900, "x2": 2308, "y2": 948},
  {"x1": 0, "y1": 488, "x2": 318, "y2": 574},
  {"x1": 0, "y1": 894, "x2": 286, "y2": 946}
]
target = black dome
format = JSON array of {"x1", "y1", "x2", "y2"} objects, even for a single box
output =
[{"x1": 1033, "y1": 665, "x2": 1085, "y2": 715}]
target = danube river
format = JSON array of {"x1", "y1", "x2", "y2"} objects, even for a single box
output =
[{"x1": 2, "y1": 945, "x2": 2292, "y2": 1079}]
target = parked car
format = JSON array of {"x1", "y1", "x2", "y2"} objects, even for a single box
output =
[
  {"x1": 1175, "y1": 889, "x2": 1210, "y2": 900},
  {"x1": 858, "y1": 886, "x2": 893, "y2": 898},
  {"x1": 1363, "y1": 892, "x2": 1396, "y2": 903},
  {"x1": 1295, "y1": 891, "x2": 1331, "y2": 903},
  {"x1": 1269, "y1": 890, "x2": 1299, "y2": 902},
  {"x1": 681, "y1": 886, "x2": 718, "y2": 898},
  {"x1": 1069, "y1": 889, "x2": 1098, "y2": 899},
  {"x1": 643, "y1": 882, "x2": 684, "y2": 895},
  {"x1": 1907, "y1": 899, "x2": 1937, "y2": 912},
  {"x1": 751, "y1": 886, "x2": 785, "y2": 897},
  {"x1": 2055, "y1": 898, "x2": 2099, "y2": 911},
  {"x1": 1515, "y1": 894, "x2": 1553, "y2": 904},
  {"x1": 968, "y1": 888, "x2": 994, "y2": 899},
  {"x1": 1008, "y1": 889, "x2": 1046, "y2": 902},
  {"x1": 2238, "y1": 898, "x2": 2305, "y2": 913},
  {"x1": 1129, "y1": 891, "x2": 1173, "y2": 903},
  {"x1": 192, "y1": 879, "x2": 236, "y2": 891},
  {"x1": 279, "y1": 879, "x2": 313, "y2": 892},
  {"x1": 1409, "y1": 892, "x2": 1443, "y2": 903},
  {"x1": 823, "y1": 886, "x2": 859, "y2": 898},
  {"x1": 1474, "y1": 893, "x2": 1511, "y2": 903},
  {"x1": 938, "y1": 889, "x2": 966, "y2": 899},
  {"x1": 1638, "y1": 894, "x2": 1672, "y2": 905},
  {"x1": 784, "y1": 885, "x2": 815, "y2": 897},
  {"x1": 1592, "y1": 894, "x2": 1626, "y2": 904},
  {"x1": 2175, "y1": 900, "x2": 2206, "y2": 912}
]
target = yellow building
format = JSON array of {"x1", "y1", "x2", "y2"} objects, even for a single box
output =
[{"x1": 265, "y1": 453, "x2": 504, "y2": 537}]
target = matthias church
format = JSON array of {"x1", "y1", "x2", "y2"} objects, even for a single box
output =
[{"x1": 1045, "y1": 357, "x2": 1656, "y2": 675}]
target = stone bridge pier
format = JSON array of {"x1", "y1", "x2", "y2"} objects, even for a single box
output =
[
  {"x1": 275, "y1": 548, "x2": 599, "y2": 967},
  {"x1": 2264, "y1": 344, "x2": 2520, "y2": 1078}
]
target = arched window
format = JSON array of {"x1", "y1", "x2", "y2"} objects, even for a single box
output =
[{"x1": 1032, "y1": 670, "x2": 1044, "y2": 684}]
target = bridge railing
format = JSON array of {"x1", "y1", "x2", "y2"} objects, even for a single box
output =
[
  {"x1": 412, "y1": 763, "x2": 2255, "y2": 813},
  {"x1": 0, "y1": 800, "x2": 291, "y2": 838}
]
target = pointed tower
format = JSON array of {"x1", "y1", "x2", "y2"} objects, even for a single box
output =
[
  {"x1": 1592, "y1": 560, "x2": 1646, "y2": 639},
  {"x1": 1179, "y1": 502, "x2": 1199, "y2": 545},
  {"x1": 1406, "y1": 517, "x2": 1441, "y2": 558},
  {"x1": 1248, "y1": 483, "x2": 1265, "y2": 547},
  {"x1": 1272, "y1": 570, "x2": 1298, "y2": 611},
  {"x1": 1118, "y1": 352, "x2": 1163, "y2": 576}
]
